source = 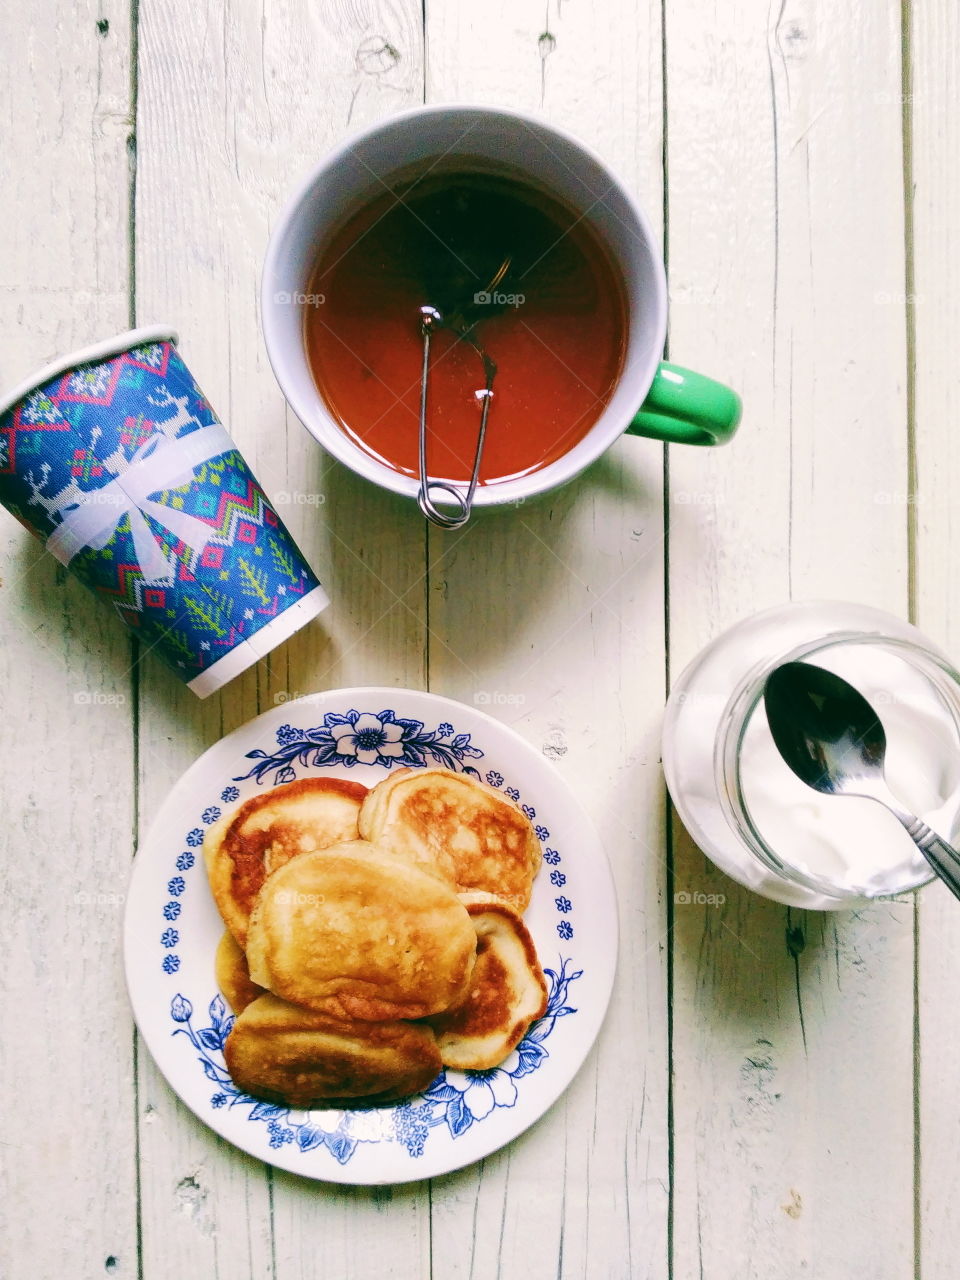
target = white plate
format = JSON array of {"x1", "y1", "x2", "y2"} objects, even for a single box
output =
[{"x1": 125, "y1": 687, "x2": 618, "y2": 1184}]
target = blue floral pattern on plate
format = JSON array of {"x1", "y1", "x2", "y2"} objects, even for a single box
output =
[
  {"x1": 169, "y1": 959, "x2": 580, "y2": 1165},
  {"x1": 158, "y1": 706, "x2": 582, "y2": 1168},
  {"x1": 235, "y1": 709, "x2": 484, "y2": 784}
]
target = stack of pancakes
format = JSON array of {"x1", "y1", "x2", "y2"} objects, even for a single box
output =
[{"x1": 204, "y1": 767, "x2": 548, "y2": 1109}]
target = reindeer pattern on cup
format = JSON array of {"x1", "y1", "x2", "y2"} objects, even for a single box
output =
[{"x1": 0, "y1": 339, "x2": 321, "y2": 682}]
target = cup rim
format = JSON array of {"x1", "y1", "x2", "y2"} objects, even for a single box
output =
[
  {"x1": 261, "y1": 102, "x2": 666, "y2": 507},
  {"x1": 187, "y1": 583, "x2": 330, "y2": 698},
  {"x1": 0, "y1": 325, "x2": 180, "y2": 421}
]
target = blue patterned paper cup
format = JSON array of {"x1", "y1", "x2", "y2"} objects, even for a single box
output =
[{"x1": 0, "y1": 327, "x2": 329, "y2": 696}]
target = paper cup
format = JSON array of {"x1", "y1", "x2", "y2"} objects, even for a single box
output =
[{"x1": 0, "y1": 327, "x2": 328, "y2": 696}]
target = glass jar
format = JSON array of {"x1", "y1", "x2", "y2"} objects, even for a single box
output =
[{"x1": 662, "y1": 601, "x2": 960, "y2": 908}]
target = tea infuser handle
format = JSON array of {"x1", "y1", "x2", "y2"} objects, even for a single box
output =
[
  {"x1": 627, "y1": 362, "x2": 742, "y2": 446},
  {"x1": 417, "y1": 481, "x2": 471, "y2": 530},
  {"x1": 417, "y1": 305, "x2": 495, "y2": 531}
]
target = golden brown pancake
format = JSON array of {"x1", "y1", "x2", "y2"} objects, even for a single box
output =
[
  {"x1": 427, "y1": 901, "x2": 548, "y2": 1070},
  {"x1": 204, "y1": 776, "x2": 367, "y2": 945},
  {"x1": 358, "y1": 768, "x2": 541, "y2": 912},
  {"x1": 245, "y1": 840, "x2": 477, "y2": 1021},
  {"x1": 223, "y1": 993, "x2": 442, "y2": 1108},
  {"x1": 214, "y1": 930, "x2": 265, "y2": 1014}
]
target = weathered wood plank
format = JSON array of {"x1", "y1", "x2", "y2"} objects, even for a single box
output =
[
  {"x1": 134, "y1": 1, "x2": 428, "y2": 1276},
  {"x1": 910, "y1": 1, "x2": 960, "y2": 1273},
  {"x1": 0, "y1": 3, "x2": 140, "y2": 1279},
  {"x1": 665, "y1": 1, "x2": 915, "y2": 1275},
  {"x1": 424, "y1": 3, "x2": 670, "y2": 1277}
]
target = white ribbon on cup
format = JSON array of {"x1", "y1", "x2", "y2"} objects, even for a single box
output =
[{"x1": 46, "y1": 423, "x2": 236, "y2": 586}]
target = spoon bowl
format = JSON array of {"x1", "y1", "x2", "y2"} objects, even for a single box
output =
[{"x1": 763, "y1": 661, "x2": 888, "y2": 795}]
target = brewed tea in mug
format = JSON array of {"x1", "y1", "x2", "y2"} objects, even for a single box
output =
[{"x1": 303, "y1": 170, "x2": 628, "y2": 487}]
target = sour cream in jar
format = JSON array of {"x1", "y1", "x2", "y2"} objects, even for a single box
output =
[{"x1": 663, "y1": 602, "x2": 960, "y2": 908}]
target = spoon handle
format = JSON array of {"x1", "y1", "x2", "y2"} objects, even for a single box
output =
[{"x1": 898, "y1": 814, "x2": 960, "y2": 903}]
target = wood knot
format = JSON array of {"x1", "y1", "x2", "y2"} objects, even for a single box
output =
[
  {"x1": 356, "y1": 36, "x2": 401, "y2": 76},
  {"x1": 786, "y1": 923, "x2": 806, "y2": 958},
  {"x1": 778, "y1": 19, "x2": 809, "y2": 61}
]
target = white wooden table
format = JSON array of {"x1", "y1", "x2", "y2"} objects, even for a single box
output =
[{"x1": 2, "y1": 2, "x2": 956, "y2": 1277}]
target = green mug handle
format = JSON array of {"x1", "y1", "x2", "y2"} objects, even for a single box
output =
[{"x1": 627, "y1": 361, "x2": 742, "y2": 446}]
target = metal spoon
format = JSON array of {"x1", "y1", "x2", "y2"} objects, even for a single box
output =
[{"x1": 763, "y1": 660, "x2": 960, "y2": 900}]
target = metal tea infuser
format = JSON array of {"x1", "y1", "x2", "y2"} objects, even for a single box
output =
[{"x1": 416, "y1": 257, "x2": 510, "y2": 530}]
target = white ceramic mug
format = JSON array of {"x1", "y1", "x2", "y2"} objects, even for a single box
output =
[{"x1": 262, "y1": 104, "x2": 741, "y2": 512}]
